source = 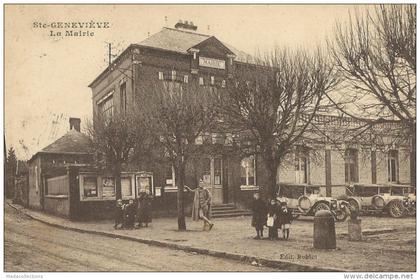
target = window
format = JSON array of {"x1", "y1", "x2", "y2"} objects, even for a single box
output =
[
  {"x1": 83, "y1": 177, "x2": 98, "y2": 197},
  {"x1": 99, "y1": 95, "x2": 114, "y2": 119},
  {"x1": 165, "y1": 165, "x2": 175, "y2": 187},
  {"x1": 102, "y1": 177, "x2": 115, "y2": 198},
  {"x1": 221, "y1": 80, "x2": 226, "y2": 88},
  {"x1": 46, "y1": 175, "x2": 68, "y2": 196},
  {"x1": 202, "y1": 158, "x2": 211, "y2": 184},
  {"x1": 214, "y1": 157, "x2": 222, "y2": 185},
  {"x1": 171, "y1": 70, "x2": 176, "y2": 81},
  {"x1": 183, "y1": 75, "x2": 189, "y2": 83},
  {"x1": 345, "y1": 149, "x2": 358, "y2": 184},
  {"x1": 120, "y1": 82, "x2": 127, "y2": 114},
  {"x1": 199, "y1": 77, "x2": 204, "y2": 86},
  {"x1": 391, "y1": 187, "x2": 404, "y2": 195},
  {"x1": 388, "y1": 150, "x2": 398, "y2": 182},
  {"x1": 35, "y1": 166, "x2": 39, "y2": 193},
  {"x1": 158, "y1": 71, "x2": 164, "y2": 80},
  {"x1": 379, "y1": 187, "x2": 391, "y2": 195},
  {"x1": 295, "y1": 151, "x2": 308, "y2": 184},
  {"x1": 241, "y1": 156, "x2": 256, "y2": 186},
  {"x1": 121, "y1": 177, "x2": 132, "y2": 197},
  {"x1": 210, "y1": 76, "x2": 215, "y2": 85}
]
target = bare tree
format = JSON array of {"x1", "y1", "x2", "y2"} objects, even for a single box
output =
[
  {"x1": 87, "y1": 111, "x2": 143, "y2": 200},
  {"x1": 329, "y1": 4, "x2": 416, "y2": 185},
  {"x1": 219, "y1": 48, "x2": 337, "y2": 197},
  {"x1": 137, "y1": 80, "x2": 219, "y2": 230}
]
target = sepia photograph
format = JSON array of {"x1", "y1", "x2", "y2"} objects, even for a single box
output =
[{"x1": 2, "y1": 2, "x2": 417, "y2": 278}]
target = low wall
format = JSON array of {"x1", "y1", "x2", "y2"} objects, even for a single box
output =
[{"x1": 44, "y1": 196, "x2": 70, "y2": 217}]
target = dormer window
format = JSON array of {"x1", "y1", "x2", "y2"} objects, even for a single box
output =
[
  {"x1": 158, "y1": 72, "x2": 164, "y2": 80},
  {"x1": 171, "y1": 70, "x2": 176, "y2": 81}
]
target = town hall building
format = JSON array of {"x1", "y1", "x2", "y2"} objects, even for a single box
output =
[{"x1": 85, "y1": 20, "x2": 413, "y2": 216}]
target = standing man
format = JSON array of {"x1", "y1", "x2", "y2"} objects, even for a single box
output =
[
  {"x1": 114, "y1": 199, "x2": 124, "y2": 229},
  {"x1": 188, "y1": 179, "x2": 214, "y2": 231}
]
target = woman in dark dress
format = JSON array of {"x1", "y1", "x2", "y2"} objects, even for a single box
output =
[
  {"x1": 251, "y1": 192, "x2": 267, "y2": 239},
  {"x1": 124, "y1": 199, "x2": 136, "y2": 229},
  {"x1": 137, "y1": 191, "x2": 152, "y2": 228}
]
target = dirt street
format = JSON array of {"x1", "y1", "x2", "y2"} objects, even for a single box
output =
[{"x1": 4, "y1": 204, "x2": 276, "y2": 272}]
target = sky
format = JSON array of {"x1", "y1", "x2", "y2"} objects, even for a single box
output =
[{"x1": 5, "y1": 4, "x2": 365, "y2": 159}]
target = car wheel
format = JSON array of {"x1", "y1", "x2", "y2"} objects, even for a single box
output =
[
  {"x1": 388, "y1": 200, "x2": 405, "y2": 218},
  {"x1": 313, "y1": 202, "x2": 330, "y2": 214},
  {"x1": 335, "y1": 205, "x2": 350, "y2": 222}
]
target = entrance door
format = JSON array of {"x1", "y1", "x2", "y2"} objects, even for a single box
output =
[{"x1": 201, "y1": 156, "x2": 223, "y2": 205}]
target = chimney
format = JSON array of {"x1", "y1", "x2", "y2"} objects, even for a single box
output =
[
  {"x1": 69, "y1": 117, "x2": 81, "y2": 132},
  {"x1": 174, "y1": 19, "x2": 197, "y2": 31}
]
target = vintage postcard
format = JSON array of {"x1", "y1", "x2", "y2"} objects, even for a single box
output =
[{"x1": 3, "y1": 3, "x2": 417, "y2": 278}]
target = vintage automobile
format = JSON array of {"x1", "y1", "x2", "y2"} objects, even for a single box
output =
[
  {"x1": 390, "y1": 185, "x2": 416, "y2": 216},
  {"x1": 277, "y1": 184, "x2": 350, "y2": 222},
  {"x1": 346, "y1": 184, "x2": 414, "y2": 218}
]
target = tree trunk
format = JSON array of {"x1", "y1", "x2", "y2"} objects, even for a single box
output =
[
  {"x1": 114, "y1": 161, "x2": 122, "y2": 200},
  {"x1": 176, "y1": 161, "x2": 187, "y2": 231},
  {"x1": 410, "y1": 128, "x2": 416, "y2": 189},
  {"x1": 267, "y1": 161, "x2": 278, "y2": 198},
  {"x1": 262, "y1": 152, "x2": 279, "y2": 199}
]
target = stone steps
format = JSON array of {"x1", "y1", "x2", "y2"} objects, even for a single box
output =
[{"x1": 212, "y1": 204, "x2": 252, "y2": 218}]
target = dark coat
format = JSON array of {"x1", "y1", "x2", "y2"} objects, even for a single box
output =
[
  {"x1": 124, "y1": 203, "x2": 136, "y2": 227},
  {"x1": 114, "y1": 203, "x2": 124, "y2": 223},
  {"x1": 278, "y1": 207, "x2": 293, "y2": 225},
  {"x1": 137, "y1": 194, "x2": 152, "y2": 224},
  {"x1": 251, "y1": 198, "x2": 267, "y2": 228}
]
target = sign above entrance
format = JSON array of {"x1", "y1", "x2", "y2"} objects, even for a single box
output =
[{"x1": 199, "y1": 56, "x2": 226, "y2": 69}]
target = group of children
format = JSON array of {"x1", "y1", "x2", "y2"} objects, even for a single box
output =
[
  {"x1": 114, "y1": 192, "x2": 153, "y2": 229},
  {"x1": 251, "y1": 192, "x2": 293, "y2": 240}
]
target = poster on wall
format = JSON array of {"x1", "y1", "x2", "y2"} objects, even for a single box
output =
[{"x1": 102, "y1": 177, "x2": 115, "y2": 197}]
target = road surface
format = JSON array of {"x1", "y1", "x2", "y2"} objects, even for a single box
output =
[{"x1": 4, "y1": 204, "x2": 276, "y2": 272}]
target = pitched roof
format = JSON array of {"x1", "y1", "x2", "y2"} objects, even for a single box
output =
[
  {"x1": 89, "y1": 27, "x2": 258, "y2": 88},
  {"x1": 39, "y1": 129, "x2": 92, "y2": 155},
  {"x1": 139, "y1": 27, "x2": 210, "y2": 54},
  {"x1": 138, "y1": 27, "x2": 254, "y2": 62},
  {"x1": 221, "y1": 42, "x2": 258, "y2": 64}
]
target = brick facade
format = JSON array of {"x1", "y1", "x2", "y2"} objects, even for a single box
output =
[{"x1": 86, "y1": 24, "x2": 413, "y2": 218}]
